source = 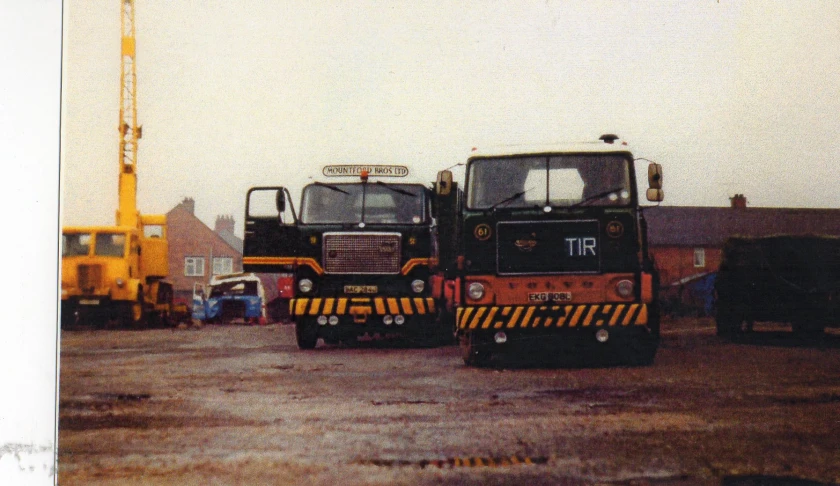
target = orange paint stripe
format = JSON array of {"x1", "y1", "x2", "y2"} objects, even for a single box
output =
[
  {"x1": 374, "y1": 298, "x2": 385, "y2": 315},
  {"x1": 470, "y1": 307, "x2": 487, "y2": 329},
  {"x1": 323, "y1": 298, "x2": 335, "y2": 315},
  {"x1": 609, "y1": 305, "x2": 625, "y2": 326},
  {"x1": 294, "y1": 299, "x2": 308, "y2": 316},
  {"x1": 481, "y1": 307, "x2": 498, "y2": 329},
  {"x1": 520, "y1": 307, "x2": 536, "y2": 328},
  {"x1": 622, "y1": 304, "x2": 639, "y2": 326},
  {"x1": 569, "y1": 306, "x2": 587, "y2": 327},
  {"x1": 337, "y1": 299, "x2": 347, "y2": 315},
  {"x1": 460, "y1": 307, "x2": 474, "y2": 329},
  {"x1": 636, "y1": 304, "x2": 648, "y2": 325},
  {"x1": 582, "y1": 305, "x2": 599, "y2": 326},
  {"x1": 400, "y1": 298, "x2": 412, "y2": 315},
  {"x1": 507, "y1": 307, "x2": 524, "y2": 328},
  {"x1": 414, "y1": 298, "x2": 426, "y2": 315},
  {"x1": 387, "y1": 298, "x2": 400, "y2": 315}
]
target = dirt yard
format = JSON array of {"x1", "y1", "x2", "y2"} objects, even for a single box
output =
[{"x1": 58, "y1": 317, "x2": 840, "y2": 485}]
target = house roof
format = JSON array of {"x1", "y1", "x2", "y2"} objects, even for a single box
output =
[
  {"x1": 644, "y1": 206, "x2": 840, "y2": 246},
  {"x1": 216, "y1": 228, "x2": 243, "y2": 253},
  {"x1": 166, "y1": 203, "x2": 241, "y2": 255}
]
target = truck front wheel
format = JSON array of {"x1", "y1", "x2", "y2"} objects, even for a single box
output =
[
  {"x1": 295, "y1": 318, "x2": 318, "y2": 350},
  {"x1": 460, "y1": 332, "x2": 491, "y2": 367}
]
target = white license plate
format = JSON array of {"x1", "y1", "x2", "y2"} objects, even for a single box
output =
[
  {"x1": 79, "y1": 299, "x2": 100, "y2": 305},
  {"x1": 344, "y1": 285, "x2": 378, "y2": 294},
  {"x1": 528, "y1": 292, "x2": 572, "y2": 303}
]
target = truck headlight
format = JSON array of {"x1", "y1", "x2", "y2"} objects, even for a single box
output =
[
  {"x1": 467, "y1": 282, "x2": 485, "y2": 300},
  {"x1": 616, "y1": 279, "x2": 634, "y2": 298},
  {"x1": 411, "y1": 279, "x2": 425, "y2": 293},
  {"x1": 298, "y1": 279, "x2": 313, "y2": 293}
]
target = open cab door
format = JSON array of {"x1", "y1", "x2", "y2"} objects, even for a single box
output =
[
  {"x1": 192, "y1": 282, "x2": 206, "y2": 321},
  {"x1": 243, "y1": 187, "x2": 301, "y2": 273}
]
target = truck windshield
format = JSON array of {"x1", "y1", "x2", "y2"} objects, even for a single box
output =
[
  {"x1": 94, "y1": 233, "x2": 127, "y2": 257},
  {"x1": 467, "y1": 154, "x2": 632, "y2": 209},
  {"x1": 300, "y1": 183, "x2": 426, "y2": 224},
  {"x1": 62, "y1": 233, "x2": 91, "y2": 257}
]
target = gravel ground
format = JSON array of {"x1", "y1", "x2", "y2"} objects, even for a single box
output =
[{"x1": 58, "y1": 317, "x2": 840, "y2": 485}]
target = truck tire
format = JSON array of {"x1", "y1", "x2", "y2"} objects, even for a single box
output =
[
  {"x1": 60, "y1": 302, "x2": 76, "y2": 330},
  {"x1": 461, "y1": 332, "x2": 491, "y2": 367},
  {"x1": 623, "y1": 333, "x2": 658, "y2": 366},
  {"x1": 295, "y1": 318, "x2": 318, "y2": 350}
]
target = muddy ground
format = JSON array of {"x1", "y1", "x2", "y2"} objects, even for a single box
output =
[{"x1": 58, "y1": 318, "x2": 840, "y2": 485}]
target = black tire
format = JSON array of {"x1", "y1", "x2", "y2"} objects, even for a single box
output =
[
  {"x1": 623, "y1": 332, "x2": 658, "y2": 366},
  {"x1": 715, "y1": 305, "x2": 736, "y2": 337},
  {"x1": 295, "y1": 318, "x2": 318, "y2": 350},
  {"x1": 460, "y1": 332, "x2": 491, "y2": 367},
  {"x1": 60, "y1": 302, "x2": 76, "y2": 330}
]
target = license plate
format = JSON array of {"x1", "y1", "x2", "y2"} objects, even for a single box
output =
[
  {"x1": 344, "y1": 285, "x2": 378, "y2": 294},
  {"x1": 528, "y1": 292, "x2": 572, "y2": 303},
  {"x1": 79, "y1": 299, "x2": 100, "y2": 305}
]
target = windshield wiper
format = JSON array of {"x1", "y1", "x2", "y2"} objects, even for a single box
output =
[
  {"x1": 489, "y1": 189, "x2": 528, "y2": 211},
  {"x1": 570, "y1": 187, "x2": 625, "y2": 208},
  {"x1": 313, "y1": 181, "x2": 349, "y2": 194},
  {"x1": 375, "y1": 180, "x2": 416, "y2": 197}
]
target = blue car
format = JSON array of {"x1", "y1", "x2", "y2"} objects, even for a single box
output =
[{"x1": 192, "y1": 273, "x2": 267, "y2": 325}]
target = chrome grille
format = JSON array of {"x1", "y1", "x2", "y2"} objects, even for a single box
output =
[
  {"x1": 77, "y1": 264, "x2": 103, "y2": 294},
  {"x1": 323, "y1": 232, "x2": 401, "y2": 274}
]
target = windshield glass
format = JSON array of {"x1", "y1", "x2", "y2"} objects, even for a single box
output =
[
  {"x1": 467, "y1": 154, "x2": 632, "y2": 209},
  {"x1": 94, "y1": 232, "x2": 127, "y2": 257},
  {"x1": 300, "y1": 183, "x2": 427, "y2": 224},
  {"x1": 62, "y1": 233, "x2": 91, "y2": 257}
]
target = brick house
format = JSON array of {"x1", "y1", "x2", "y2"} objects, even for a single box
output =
[
  {"x1": 644, "y1": 195, "x2": 840, "y2": 315},
  {"x1": 166, "y1": 198, "x2": 243, "y2": 304}
]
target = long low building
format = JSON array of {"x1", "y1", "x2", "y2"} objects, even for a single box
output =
[{"x1": 643, "y1": 195, "x2": 840, "y2": 315}]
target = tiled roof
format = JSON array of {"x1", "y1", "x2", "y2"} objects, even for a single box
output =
[{"x1": 643, "y1": 206, "x2": 840, "y2": 246}]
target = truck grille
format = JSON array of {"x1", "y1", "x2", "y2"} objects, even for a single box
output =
[
  {"x1": 77, "y1": 264, "x2": 103, "y2": 293},
  {"x1": 497, "y1": 220, "x2": 601, "y2": 275},
  {"x1": 323, "y1": 232, "x2": 401, "y2": 274}
]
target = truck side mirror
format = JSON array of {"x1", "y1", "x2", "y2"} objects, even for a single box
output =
[
  {"x1": 646, "y1": 163, "x2": 664, "y2": 202},
  {"x1": 648, "y1": 163, "x2": 662, "y2": 189},
  {"x1": 436, "y1": 170, "x2": 453, "y2": 196},
  {"x1": 276, "y1": 190, "x2": 286, "y2": 213}
]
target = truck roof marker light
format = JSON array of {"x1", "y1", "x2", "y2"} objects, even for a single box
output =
[{"x1": 360, "y1": 170, "x2": 369, "y2": 182}]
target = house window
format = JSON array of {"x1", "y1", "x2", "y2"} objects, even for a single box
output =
[
  {"x1": 213, "y1": 257, "x2": 233, "y2": 275},
  {"x1": 185, "y1": 256, "x2": 205, "y2": 276},
  {"x1": 693, "y1": 248, "x2": 706, "y2": 268}
]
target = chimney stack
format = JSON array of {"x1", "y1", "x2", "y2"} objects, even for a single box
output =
[
  {"x1": 215, "y1": 214, "x2": 235, "y2": 233},
  {"x1": 181, "y1": 197, "x2": 195, "y2": 215},
  {"x1": 729, "y1": 194, "x2": 747, "y2": 209}
]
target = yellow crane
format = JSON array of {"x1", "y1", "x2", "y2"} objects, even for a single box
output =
[{"x1": 60, "y1": 0, "x2": 174, "y2": 328}]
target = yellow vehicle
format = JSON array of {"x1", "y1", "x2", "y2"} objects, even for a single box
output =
[
  {"x1": 61, "y1": 218, "x2": 172, "y2": 328},
  {"x1": 60, "y1": 0, "x2": 173, "y2": 328}
]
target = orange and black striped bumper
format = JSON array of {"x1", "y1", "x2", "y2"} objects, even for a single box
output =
[
  {"x1": 456, "y1": 303, "x2": 649, "y2": 331},
  {"x1": 291, "y1": 297, "x2": 436, "y2": 318}
]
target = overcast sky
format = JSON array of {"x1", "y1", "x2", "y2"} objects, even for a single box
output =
[{"x1": 61, "y1": 0, "x2": 840, "y2": 237}]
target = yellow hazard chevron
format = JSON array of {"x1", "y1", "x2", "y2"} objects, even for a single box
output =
[
  {"x1": 456, "y1": 303, "x2": 648, "y2": 330},
  {"x1": 354, "y1": 455, "x2": 548, "y2": 468},
  {"x1": 291, "y1": 297, "x2": 436, "y2": 317}
]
